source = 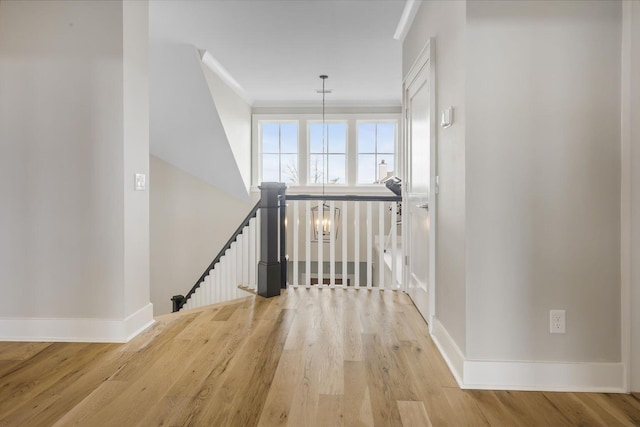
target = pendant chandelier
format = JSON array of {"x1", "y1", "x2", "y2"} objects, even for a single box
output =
[{"x1": 311, "y1": 74, "x2": 340, "y2": 242}]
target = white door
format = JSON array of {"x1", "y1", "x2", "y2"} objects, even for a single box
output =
[{"x1": 404, "y1": 48, "x2": 435, "y2": 325}]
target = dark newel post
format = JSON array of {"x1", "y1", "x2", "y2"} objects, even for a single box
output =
[
  {"x1": 280, "y1": 187, "x2": 287, "y2": 289},
  {"x1": 171, "y1": 295, "x2": 185, "y2": 313},
  {"x1": 258, "y1": 182, "x2": 286, "y2": 297}
]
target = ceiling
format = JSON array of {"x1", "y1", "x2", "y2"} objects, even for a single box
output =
[{"x1": 149, "y1": 0, "x2": 406, "y2": 107}]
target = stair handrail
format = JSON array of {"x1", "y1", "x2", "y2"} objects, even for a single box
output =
[{"x1": 172, "y1": 198, "x2": 261, "y2": 311}]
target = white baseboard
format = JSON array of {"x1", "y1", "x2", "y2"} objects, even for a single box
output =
[
  {"x1": 430, "y1": 317, "x2": 626, "y2": 393},
  {"x1": 431, "y1": 317, "x2": 465, "y2": 387},
  {"x1": 0, "y1": 303, "x2": 154, "y2": 343}
]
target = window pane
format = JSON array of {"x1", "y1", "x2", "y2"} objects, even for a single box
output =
[
  {"x1": 358, "y1": 123, "x2": 375, "y2": 153},
  {"x1": 262, "y1": 124, "x2": 279, "y2": 153},
  {"x1": 262, "y1": 154, "x2": 280, "y2": 182},
  {"x1": 309, "y1": 123, "x2": 324, "y2": 153},
  {"x1": 280, "y1": 123, "x2": 298, "y2": 153},
  {"x1": 309, "y1": 154, "x2": 325, "y2": 184},
  {"x1": 328, "y1": 123, "x2": 346, "y2": 153},
  {"x1": 378, "y1": 155, "x2": 395, "y2": 177},
  {"x1": 327, "y1": 154, "x2": 346, "y2": 184},
  {"x1": 358, "y1": 154, "x2": 376, "y2": 184},
  {"x1": 377, "y1": 123, "x2": 395, "y2": 153},
  {"x1": 280, "y1": 154, "x2": 298, "y2": 184}
]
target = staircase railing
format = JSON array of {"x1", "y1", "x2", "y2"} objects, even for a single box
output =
[
  {"x1": 171, "y1": 183, "x2": 286, "y2": 312},
  {"x1": 283, "y1": 194, "x2": 402, "y2": 289},
  {"x1": 170, "y1": 183, "x2": 402, "y2": 313}
]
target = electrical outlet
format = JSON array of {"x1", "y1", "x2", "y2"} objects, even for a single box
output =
[
  {"x1": 550, "y1": 309, "x2": 566, "y2": 334},
  {"x1": 134, "y1": 173, "x2": 146, "y2": 191}
]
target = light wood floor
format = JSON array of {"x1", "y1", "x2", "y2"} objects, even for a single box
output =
[{"x1": 1, "y1": 288, "x2": 639, "y2": 426}]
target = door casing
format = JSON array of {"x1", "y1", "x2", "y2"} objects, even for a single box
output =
[{"x1": 402, "y1": 39, "x2": 437, "y2": 329}]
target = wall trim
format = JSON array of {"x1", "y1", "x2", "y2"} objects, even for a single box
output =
[
  {"x1": 0, "y1": 303, "x2": 154, "y2": 343},
  {"x1": 393, "y1": 0, "x2": 421, "y2": 42},
  {"x1": 431, "y1": 316, "x2": 465, "y2": 386},
  {"x1": 431, "y1": 317, "x2": 626, "y2": 392}
]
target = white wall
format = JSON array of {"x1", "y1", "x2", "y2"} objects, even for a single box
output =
[
  {"x1": 0, "y1": 0, "x2": 152, "y2": 341},
  {"x1": 403, "y1": 1, "x2": 467, "y2": 353},
  {"x1": 466, "y1": 0, "x2": 622, "y2": 362},
  {"x1": 123, "y1": 0, "x2": 150, "y2": 318},
  {"x1": 200, "y1": 61, "x2": 252, "y2": 193},
  {"x1": 625, "y1": 0, "x2": 640, "y2": 393},
  {"x1": 150, "y1": 155, "x2": 251, "y2": 315}
]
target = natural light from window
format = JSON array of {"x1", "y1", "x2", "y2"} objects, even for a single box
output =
[
  {"x1": 309, "y1": 122, "x2": 347, "y2": 185},
  {"x1": 261, "y1": 122, "x2": 298, "y2": 184},
  {"x1": 254, "y1": 114, "x2": 399, "y2": 189},
  {"x1": 357, "y1": 122, "x2": 395, "y2": 184}
]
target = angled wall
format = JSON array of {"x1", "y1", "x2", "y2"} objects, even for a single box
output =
[
  {"x1": 149, "y1": 42, "x2": 249, "y2": 202},
  {"x1": 200, "y1": 58, "x2": 252, "y2": 193}
]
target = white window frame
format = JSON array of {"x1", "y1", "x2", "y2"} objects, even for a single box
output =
[
  {"x1": 252, "y1": 113, "x2": 400, "y2": 194},
  {"x1": 307, "y1": 119, "x2": 349, "y2": 187},
  {"x1": 254, "y1": 119, "x2": 300, "y2": 186},
  {"x1": 356, "y1": 119, "x2": 399, "y2": 186}
]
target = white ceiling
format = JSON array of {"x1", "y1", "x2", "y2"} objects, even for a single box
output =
[{"x1": 149, "y1": 0, "x2": 406, "y2": 107}]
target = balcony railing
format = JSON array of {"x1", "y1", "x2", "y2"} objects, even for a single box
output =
[
  {"x1": 172, "y1": 183, "x2": 402, "y2": 312},
  {"x1": 283, "y1": 194, "x2": 402, "y2": 290}
]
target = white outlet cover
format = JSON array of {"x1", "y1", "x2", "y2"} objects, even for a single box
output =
[
  {"x1": 550, "y1": 309, "x2": 566, "y2": 334},
  {"x1": 135, "y1": 173, "x2": 146, "y2": 191}
]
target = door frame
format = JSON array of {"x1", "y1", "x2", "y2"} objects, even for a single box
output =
[{"x1": 402, "y1": 38, "x2": 437, "y2": 328}]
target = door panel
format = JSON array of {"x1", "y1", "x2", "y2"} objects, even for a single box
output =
[{"x1": 405, "y1": 63, "x2": 431, "y2": 323}]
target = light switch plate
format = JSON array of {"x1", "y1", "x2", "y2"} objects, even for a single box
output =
[{"x1": 135, "y1": 173, "x2": 146, "y2": 191}]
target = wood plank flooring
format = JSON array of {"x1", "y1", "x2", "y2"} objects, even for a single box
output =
[{"x1": 0, "y1": 288, "x2": 639, "y2": 426}]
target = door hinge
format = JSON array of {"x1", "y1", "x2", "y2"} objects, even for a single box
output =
[
  {"x1": 435, "y1": 175, "x2": 440, "y2": 195},
  {"x1": 405, "y1": 255, "x2": 409, "y2": 266}
]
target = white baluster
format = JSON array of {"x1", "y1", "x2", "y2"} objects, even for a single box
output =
[
  {"x1": 329, "y1": 200, "x2": 336, "y2": 288},
  {"x1": 317, "y1": 200, "x2": 323, "y2": 287},
  {"x1": 249, "y1": 218, "x2": 256, "y2": 290},
  {"x1": 293, "y1": 200, "x2": 299, "y2": 288},
  {"x1": 255, "y1": 210, "x2": 261, "y2": 291},
  {"x1": 354, "y1": 202, "x2": 360, "y2": 289},
  {"x1": 243, "y1": 226, "x2": 249, "y2": 288},
  {"x1": 391, "y1": 201, "x2": 398, "y2": 289},
  {"x1": 221, "y1": 254, "x2": 227, "y2": 301},
  {"x1": 236, "y1": 238, "x2": 242, "y2": 293},
  {"x1": 231, "y1": 242, "x2": 237, "y2": 290},
  {"x1": 205, "y1": 273, "x2": 211, "y2": 306},
  {"x1": 342, "y1": 200, "x2": 347, "y2": 287},
  {"x1": 236, "y1": 238, "x2": 242, "y2": 287},
  {"x1": 379, "y1": 201, "x2": 385, "y2": 290},
  {"x1": 305, "y1": 200, "x2": 311, "y2": 287},
  {"x1": 226, "y1": 250, "x2": 232, "y2": 301},
  {"x1": 367, "y1": 201, "x2": 372, "y2": 289},
  {"x1": 215, "y1": 263, "x2": 221, "y2": 303},
  {"x1": 242, "y1": 225, "x2": 251, "y2": 287}
]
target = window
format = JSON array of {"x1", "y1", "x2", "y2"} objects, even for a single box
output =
[
  {"x1": 260, "y1": 122, "x2": 298, "y2": 184},
  {"x1": 253, "y1": 114, "x2": 399, "y2": 189},
  {"x1": 308, "y1": 122, "x2": 347, "y2": 185},
  {"x1": 357, "y1": 122, "x2": 395, "y2": 184}
]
